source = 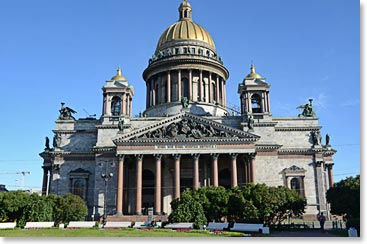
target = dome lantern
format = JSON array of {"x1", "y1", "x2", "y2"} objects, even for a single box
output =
[{"x1": 179, "y1": 0, "x2": 192, "y2": 20}]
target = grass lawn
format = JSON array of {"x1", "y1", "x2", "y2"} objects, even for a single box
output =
[{"x1": 0, "y1": 228, "x2": 246, "y2": 238}]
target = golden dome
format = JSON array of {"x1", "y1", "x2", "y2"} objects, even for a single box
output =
[
  {"x1": 246, "y1": 64, "x2": 263, "y2": 79},
  {"x1": 156, "y1": 0, "x2": 215, "y2": 51},
  {"x1": 111, "y1": 65, "x2": 127, "y2": 81}
]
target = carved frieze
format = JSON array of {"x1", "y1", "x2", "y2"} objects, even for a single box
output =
[{"x1": 136, "y1": 118, "x2": 238, "y2": 140}]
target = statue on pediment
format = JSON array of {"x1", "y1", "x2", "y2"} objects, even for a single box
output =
[
  {"x1": 297, "y1": 99, "x2": 316, "y2": 117},
  {"x1": 118, "y1": 118, "x2": 124, "y2": 132},
  {"x1": 58, "y1": 102, "x2": 76, "y2": 120},
  {"x1": 311, "y1": 131, "x2": 322, "y2": 146},
  {"x1": 53, "y1": 134, "x2": 61, "y2": 148},
  {"x1": 247, "y1": 115, "x2": 254, "y2": 131},
  {"x1": 325, "y1": 133, "x2": 330, "y2": 146},
  {"x1": 181, "y1": 97, "x2": 189, "y2": 109},
  {"x1": 45, "y1": 136, "x2": 50, "y2": 151}
]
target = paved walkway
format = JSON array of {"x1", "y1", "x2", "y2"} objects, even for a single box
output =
[{"x1": 271, "y1": 230, "x2": 338, "y2": 237}]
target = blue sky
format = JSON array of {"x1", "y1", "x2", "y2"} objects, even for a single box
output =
[{"x1": 0, "y1": 0, "x2": 361, "y2": 191}]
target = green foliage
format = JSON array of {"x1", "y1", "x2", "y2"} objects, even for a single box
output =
[
  {"x1": 197, "y1": 186, "x2": 229, "y2": 222},
  {"x1": 0, "y1": 191, "x2": 30, "y2": 225},
  {"x1": 18, "y1": 193, "x2": 54, "y2": 228},
  {"x1": 227, "y1": 187, "x2": 257, "y2": 223},
  {"x1": 0, "y1": 191, "x2": 88, "y2": 227},
  {"x1": 241, "y1": 184, "x2": 306, "y2": 225},
  {"x1": 169, "y1": 184, "x2": 306, "y2": 228},
  {"x1": 61, "y1": 193, "x2": 88, "y2": 224},
  {"x1": 169, "y1": 190, "x2": 207, "y2": 228},
  {"x1": 326, "y1": 175, "x2": 360, "y2": 220}
]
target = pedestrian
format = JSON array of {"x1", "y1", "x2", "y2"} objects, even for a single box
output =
[{"x1": 318, "y1": 212, "x2": 326, "y2": 232}]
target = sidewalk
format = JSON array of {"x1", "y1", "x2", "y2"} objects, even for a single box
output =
[{"x1": 271, "y1": 230, "x2": 338, "y2": 237}]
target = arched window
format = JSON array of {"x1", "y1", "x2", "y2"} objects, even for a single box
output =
[
  {"x1": 111, "y1": 97, "x2": 121, "y2": 116},
  {"x1": 181, "y1": 78, "x2": 189, "y2": 98},
  {"x1": 290, "y1": 178, "x2": 301, "y2": 195},
  {"x1": 72, "y1": 179, "x2": 85, "y2": 199},
  {"x1": 251, "y1": 94, "x2": 262, "y2": 113},
  {"x1": 184, "y1": 10, "x2": 188, "y2": 18}
]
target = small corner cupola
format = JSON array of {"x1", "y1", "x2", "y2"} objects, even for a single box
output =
[
  {"x1": 245, "y1": 64, "x2": 263, "y2": 80},
  {"x1": 179, "y1": 0, "x2": 192, "y2": 20},
  {"x1": 111, "y1": 65, "x2": 127, "y2": 81},
  {"x1": 238, "y1": 63, "x2": 271, "y2": 117},
  {"x1": 101, "y1": 66, "x2": 134, "y2": 122}
]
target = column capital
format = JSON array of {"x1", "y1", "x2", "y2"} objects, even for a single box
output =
[
  {"x1": 315, "y1": 161, "x2": 324, "y2": 167},
  {"x1": 229, "y1": 153, "x2": 238, "y2": 160},
  {"x1": 154, "y1": 154, "x2": 162, "y2": 160},
  {"x1": 191, "y1": 153, "x2": 200, "y2": 160},
  {"x1": 210, "y1": 153, "x2": 219, "y2": 160},
  {"x1": 249, "y1": 153, "x2": 256, "y2": 160},
  {"x1": 326, "y1": 163, "x2": 334, "y2": 169},
  {"x1": 172, "y1": 154, "x2": 181, "y2": 160},
  {"x1": 118, "y1": 155, "x2": 125, "y2": 161},
  {"x1": 135, "y1": 154, "x2": 144, "y2": 161}
]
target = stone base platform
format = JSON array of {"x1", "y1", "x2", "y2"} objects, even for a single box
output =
[{"x1": 106, "y1": 215, "x2": 168, "y2": 222}]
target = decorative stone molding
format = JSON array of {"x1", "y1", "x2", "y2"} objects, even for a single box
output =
[
  {"x1": 283, "y1": 165, "x2": 306, "y2": 174},
  {"x1": 255, "y1": 144, "x2": 282, "y2": 152},
  {"x1": 241, "y1": 122, "x2": 278, "y2": 127},
  {"x1": 92, "y1": 146, "x2": 116, "y2": 153},
  {"x1": 275, "y1": 126, "x2": 321, "y2": 132}
]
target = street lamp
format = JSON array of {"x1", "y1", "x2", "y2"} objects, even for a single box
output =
[{"x1": 101, "y1": 172, "x2": 113, "y2": 225}]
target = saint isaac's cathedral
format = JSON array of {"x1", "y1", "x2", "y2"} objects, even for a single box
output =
[{"x1": 40, "y1": 0, "x2": 336, "y2": 221}]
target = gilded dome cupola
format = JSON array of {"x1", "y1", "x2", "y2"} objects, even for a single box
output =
[{"x1": 143, "y1": 0, "x2": 229, "y2": 117}]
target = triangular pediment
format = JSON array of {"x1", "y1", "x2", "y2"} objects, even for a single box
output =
[{"x1": 113, "y1": 113, "x2": 259, "y2": 145}]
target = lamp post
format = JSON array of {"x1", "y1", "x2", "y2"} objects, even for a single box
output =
[{"x1": 101, "y1": 172, "x2": 113, "y2": 225}]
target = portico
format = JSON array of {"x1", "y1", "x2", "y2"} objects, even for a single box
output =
[{"x1": 113, "y1": 112, "x2": 259, "y2": 215}]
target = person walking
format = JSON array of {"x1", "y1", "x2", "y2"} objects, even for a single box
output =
[{"x1": 318, "y1": 212, "x2": 326, "y2": 232}]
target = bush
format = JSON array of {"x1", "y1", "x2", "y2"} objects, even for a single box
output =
[
  {"x1": 169, "y1": 191, "x2": 207, "y2": 229},
  {"x1": 0, "y1": 191, "x2": 88, "y2": 227}
]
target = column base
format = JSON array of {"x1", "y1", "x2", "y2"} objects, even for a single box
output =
[
  {"x1": 154, "y1": 212, "x2": 162, "y2": 216},
  {"x1": 115, "y1": 212, "x2": 124, "y2": 216},
  {"x1": 135, "y1": 212, "x2": 142, "y2": 215}
]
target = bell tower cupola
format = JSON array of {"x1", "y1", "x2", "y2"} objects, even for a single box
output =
[
  {"x1": 238, "y1": 64, "x2": 271, "y2": 118},
  {"x1": 101, "y1": 65, "x2": 134, "y2": 124}
]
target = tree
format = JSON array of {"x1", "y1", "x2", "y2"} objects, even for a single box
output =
[
  {"x1": 61, "y1": 193, "x2": 88, "y2": 224},
  {"x1": 0, "y1": 191, "x2": 88, "y2": 227},
  {"x1": 241, "y1": 184, "x2": 306, "y2": 225},
  {"x1": 197, "y1": 186, "x2": 229, "y2": 222},
  {"x1": 227, "y1": 187, "x2": 257, "y2": 224},
  {"x1": 0, "y1": 191, "x2": 30, "y2": 225},
  {"x1": 18, "y1": 193, "x2": 54, "y2": 228},
  {"x1": 327, "y1": 175, "x2": 360, "y2": 220},
  {"x1": 169, "y1": 190, "x2": 207, "y2": 229}
]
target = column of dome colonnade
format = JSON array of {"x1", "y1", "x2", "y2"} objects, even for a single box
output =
[
  {"x1": 114, "y1": 153, "x2": 257, "y2": 215},
  {"x1": 145, "y1": 71, "x2": 227, "y2": 107}
]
